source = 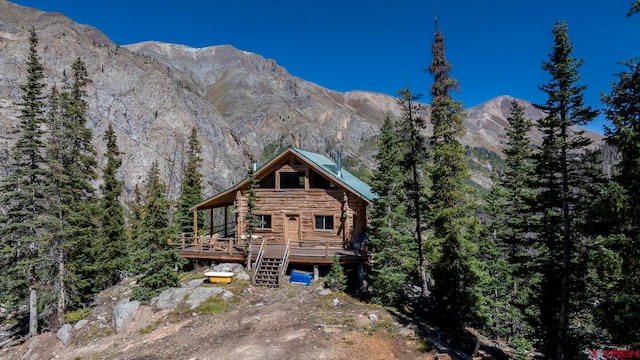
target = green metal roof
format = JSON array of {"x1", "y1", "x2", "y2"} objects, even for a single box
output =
[
  {"x1": 192, "y1": 146, "x2": 377, "y2": 210},
  {"x1": 290, "y1": 147, "x2": 378, "y2": 203}
]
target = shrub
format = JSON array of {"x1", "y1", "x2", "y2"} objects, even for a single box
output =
[{"x1": 325, "y1": 255, "x2": 346, "y2": 292}]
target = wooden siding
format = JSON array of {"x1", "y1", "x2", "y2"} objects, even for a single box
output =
[{"x1": 235, "y1": 188, "x2": 367, "y2": 246}]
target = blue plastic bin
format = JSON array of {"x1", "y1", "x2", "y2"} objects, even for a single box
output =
[{"x1": 290, "y1": 269, "x2": 312, "y2": 286}]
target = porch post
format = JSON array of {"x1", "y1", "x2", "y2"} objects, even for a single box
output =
[
  {"x1": 193, "y1": 209, "x2": 198, "y2": 238},
  {"x1": 209, "y1": 208, "x2": 214, "y2": 237},
  {"x1": 224, "y1": 205, "x2": 228, "y2": 237}
]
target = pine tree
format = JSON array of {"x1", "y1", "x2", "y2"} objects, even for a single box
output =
[
  {"x1": 47, "y1": 57, "x2": 99, "y2": 309},
  {"x1": 599, "y1": 59, "x2": 640, "y2": 347},
  {"x1": 244, "y1": 163, "x2": 260, "y2": 270},
  {"x1": 428, "y1": 26, "x2": 482, "y2": 331},
  {"x1": 367, "y1": 115, "x2": 416, "y2": 305},
  {"x1": 94, "y1": 123, "x2": 129, "y2": 290},
  {"x1": 629, "y1": 0, "x2": 640, "y2": 16},
  {"x1": 325, "y1": 254, "x2": 347, "y2": 292},
  {"x1": 480, "y1": 100, "x2": 537, "y2": 347},
  {"x1": 0, "y1": 27, "x2": 50, "y2": 337},
  {"x1": 533, "y1": 21, "x2": 600, "y2": 359},
  {"x1": 175, "y1": 127, "x2": 204, "y2": 236},
  {"x1": 131, "y1": 162, "x2": 185, "y2": 302},
  {"x1": 395, "y1": 87, "x2": 431, "y2": 298}
]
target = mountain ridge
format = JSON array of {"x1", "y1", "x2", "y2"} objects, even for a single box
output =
[{"x1": 0, "y1": 1, "x2": 602, "y2": 199}]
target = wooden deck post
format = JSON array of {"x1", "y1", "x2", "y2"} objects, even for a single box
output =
[
  {"x1": 209, "y1": 208, "x2": 214, "y2": 237},
  {"x1": 193, "y1": 209, "x2": 198, "y2": 238},
  {"x1": 325, "y1": 240, "x2": 329, "y2": 258}
]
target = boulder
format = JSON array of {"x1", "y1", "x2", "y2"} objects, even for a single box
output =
[
  {"x1": 56, "y1": 324, "x2": 73, "y2": 346},
  {"x1": 183, "y1": 278, "x2": 206, "y2": 288},
  {"x1": 186, "y1": 287, "x2": 224, "y2": 309},
  {"x1": 213, "y1": 263, "x2": 245, "y2": 273},
  {"x1": 73, "y1": 319, "x2": 89, "y2": 331},
  {"x1": 222, "y1": 291, "x2": 234, "y2": 300},
  {"x1": 112, "y1": 299, "x2": 140, "y2": 333},
  {"x1": 211, "y1": 263, "x2": 250, "y2": 281},
  {"x1": 153, "y1": 287, "x2": 191, "y2": 310}
]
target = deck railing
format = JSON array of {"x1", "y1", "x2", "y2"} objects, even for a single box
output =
[
  {"x1": 170, "y1": 234, "x2": 365, "y2": 259},
  {"x1": 168, "y1": 233, "x2": 245, "y2": 256},
  {"x1": 280, "y1": 240, "x2": 292, "y2": 279},
  {"x1": 252, "y1": 238, "x2": 267, "y2": 285}
]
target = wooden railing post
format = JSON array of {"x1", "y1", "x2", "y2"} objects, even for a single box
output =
[
  {"x1": 199, "y1": 236, "x2": 203, "y2": 254},
  {"x1": 229, "y1": 238, "x2": 233, "y2": 255},
  {"x1": 325, "y1": 240, "x2": 329, "y2": 258}
]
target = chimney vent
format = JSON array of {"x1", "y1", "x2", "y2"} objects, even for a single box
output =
[{"x1": 336, "y1": 150, "x2": 342, "y2": 178}]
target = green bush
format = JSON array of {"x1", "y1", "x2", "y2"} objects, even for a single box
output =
[
  {"x1": 325, "y1": 255, "x2": 346, "y2": 292},
  {"x1": 65, "y1": 308, "x2": 90, "y2": 324}
]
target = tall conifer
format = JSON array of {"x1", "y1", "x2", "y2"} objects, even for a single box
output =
[
  {"x1": 600, "y1": 59, "x2": 640, "y2": 347},
  {"x1": 95, "y1": 123, "x2": 129, "y2": 289},
  {"x1": 175, "y1": 127, "x2": 204, "y2": 236},
  {"x1": 368, "y1": 115, "x2": 415, "y2": 305},
  {"x1": 48, "y1": 57, "x2": 99, "y2": 307},
  {"x1": 0, "y1": 27, "x2": 49, "y2": 337},
  {"x1": 480, "y1": 101, "x2": 537, "y2": 347},
  {"x1": 131, "y1": 162, "x2": 185, "y2": 302},
  {"x1": 428, "y1": 26, "x2": 482, "y2": 331},
  {"x1": 533, "y1": 21, "x2": 600, "y2": 359},
  {"x1": 396, "y1": 88, "x2": 431, "y2": 297}
]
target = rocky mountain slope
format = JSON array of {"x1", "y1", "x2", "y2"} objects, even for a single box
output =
[{"x1": 0, "y1": 1, "x2": 602, "y2": 199}]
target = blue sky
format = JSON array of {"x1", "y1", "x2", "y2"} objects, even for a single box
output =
[{"x1": 11, "y1": 0, "x2": 640, "y2": 134}]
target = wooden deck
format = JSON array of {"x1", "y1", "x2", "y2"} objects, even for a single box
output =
[{"x1": 169, "y1": 236, "x2": 364, "y2": 265}]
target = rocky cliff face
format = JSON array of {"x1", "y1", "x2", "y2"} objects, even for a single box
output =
[{"x1": 0, "y1": 1, "x2": 602, "y2": 200}]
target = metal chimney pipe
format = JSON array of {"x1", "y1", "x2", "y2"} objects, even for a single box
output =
[{"x1": 336, "y1": 150, "x2": 342, "y2": 178}]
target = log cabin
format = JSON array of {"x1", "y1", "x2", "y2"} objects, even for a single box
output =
[{"x1": 171, "y1": 146, "x2": 377, "y2": 286}]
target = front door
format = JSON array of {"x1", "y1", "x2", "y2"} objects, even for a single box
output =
[{"x1": 285, "y1": 214, "x2": 300, "y2": 244}]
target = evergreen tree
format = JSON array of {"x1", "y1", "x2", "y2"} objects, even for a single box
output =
[
  {"x1": 47, "y1": 57, "x2": 99, "y2": 308},
  {"x1": 428, "y1": 26, "x2": 482, "y2": 331},
  {"x1": 244, "y1": 163, "x2": 260, "y2": 270},
  {"x1": 131, "y1": 162, "x2": 185, "y2": 302},
  {"x1": 43, "y1": 83, "x2": 70, "y2": 328},
  {"x1": 629, "y1": 0, "x2": 640, "y2": 16},
  {"x1": 480, "y1": 101, "x2": 537, "y2": 348},
  {"x1": 367, "y1": 115, "x2": 416, "y2": 305},
  {"x1": 533, "y1": 21, "x2": 600, "y2": 359},
  {"x1": 599, "y1": 59, "x2": 640, "y2": 347},
  {"x1": 175, "y1": 127, "x2": 204, "y2": 236},
  {"x1": 0, "y1": 27, "x2": 49, "y2": 337},
  {"x1": 94, "y1": 123, "x2": 129, "y2": 290},
  {"x1": 325, "y1": 254, "x2": 347, "y2": 292},
  {"x1": 396, "y1": 87, "x2": 431, "y2": 297}
]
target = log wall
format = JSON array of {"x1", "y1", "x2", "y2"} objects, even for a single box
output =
[{"x1": 236, "y1": 188, "x2": 368, "y2": 246}]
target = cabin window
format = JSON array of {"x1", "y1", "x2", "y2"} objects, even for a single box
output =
[
  {"x1": 256, "y1": 214, "x2": 272, "y2": 230},
  {"x1": 314, "y1": 215, "x2": 334, "y2": 230},
  {"x1": 280, "y1": 171, "x2": 305, "y2": 189},
  {"x1": 309, "y1": 170, "x2": 336, "y2": 189},
  {"x1": 259, "y1": 172, "x2": 276, "y2": 188}
]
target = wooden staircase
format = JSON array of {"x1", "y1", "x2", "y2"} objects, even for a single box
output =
[{"x1": 252, "y1": 242, "x2": 291, "y2": 287}]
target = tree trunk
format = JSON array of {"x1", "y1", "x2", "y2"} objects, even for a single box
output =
[
  {"x1": 556, "y1": 124, "x2": 570, "y2": 360},
  {"x1": 28, "y1": 287, "x2": 37, "y2": 337},
  {"x1": 413, "y1": 162, "x2": 429, "y2": 297},
  {"x1": 57, "y1": 249, "x2": 66, "y2": 327}
]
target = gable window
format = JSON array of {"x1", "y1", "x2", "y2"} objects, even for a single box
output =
[
  {"x1": 309, "y1": 169, "x2": 336, "y2": 189},
  {"x1": 259, "y1": 172, "x2": 276, "y2": 189},
  {"x1": 280, "y1": 171, "x2": 305, "y2": 189},
  {"x1": 314, "y1": 215, "x2": 334, "y2": 230},
  {"x1": 256, "y1": 214, "x2": 272, "y2": 230}
]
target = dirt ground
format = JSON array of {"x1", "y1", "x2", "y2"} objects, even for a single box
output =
[{"x1": 1, "y1": 276, "x2": 437, "y2": 360}]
